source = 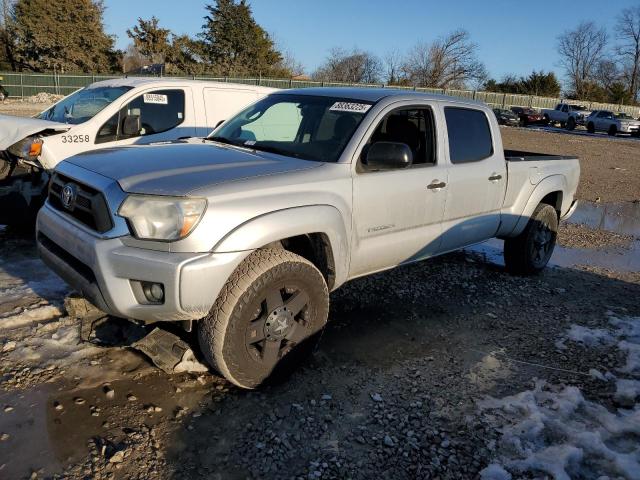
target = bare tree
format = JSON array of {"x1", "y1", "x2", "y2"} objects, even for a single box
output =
[
  {"x1": 557, "y1": 21, "x2": 608, "y2": 98},
  {"x1": 313, "y1": 47, "x2": 382, "y2": 84},
  {"x1": 0, "y1": 0, "x2": 16, "y2": 70},
  {"x1": 616, "y1": 6, "x2": 640, "y2": 102},
  {"x1": 383, "y1": 48, "x2": 404, "y2": 85},
  {"x1": 401, "y1": 30, "x2": 486, "y2": 89},
  {"x1": 279, "y1": 49, "x2": 306, "y2": 77}
]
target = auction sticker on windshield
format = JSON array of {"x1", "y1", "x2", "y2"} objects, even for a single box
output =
[
  {"x1": 143, "y1": 93, "x2": 168, "y2": 105},
  {"x1": 329, "y1": 102, "x2": 372, "y2": 113}
]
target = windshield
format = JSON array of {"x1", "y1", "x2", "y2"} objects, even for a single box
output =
[
  {"x1": 569, "y1": 105, "x2": 587, "y2": 111},
  {"x1": 210, "y1": 94, "x2": 374, "y2": 162},
  {"x1": 37, "y1": 86, "x2": 132, "y2": 125},
  {"x1": 615, "y1": 113, "x2": 633, "y2": 119}
]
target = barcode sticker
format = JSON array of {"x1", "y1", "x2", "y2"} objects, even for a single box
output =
[
  {"x1": 329, "y1": 102, "x2": 372, "y2": 113},
  {"x1": 143, "y1": 93, "x2": 168, "y2": 105}
]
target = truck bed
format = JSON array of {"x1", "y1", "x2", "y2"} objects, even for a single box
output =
[{"x1": 505, "y1": 150, "x2": 576, "y2": 162}]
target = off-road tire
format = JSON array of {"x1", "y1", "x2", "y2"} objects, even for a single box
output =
[
  {"x1": 608, "y1": 125, "x2": 617, "y2": 136},
  {"x1": 567, "y1": 117, "x2": 576, "y2": 130},
  {"x1": 587, "y1": 122, "x2": 595, "y2": 134},
  {"x1": 504, "y1": 203, "x2": 558, "y2": 276},
  {"x1": 198, "y1": 248, "x2": 329, "y2": 389}
]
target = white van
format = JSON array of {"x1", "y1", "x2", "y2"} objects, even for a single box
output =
[{"x1": 0, "y1": 77, "x2": 275, "y2": 225}]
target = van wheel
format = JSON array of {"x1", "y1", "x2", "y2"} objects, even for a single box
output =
[
  {"x1": 608, "y1": 125, "x2": 617, "y2": 136},
  {"x1": 198, "y1": 249, "x2": 329, "y2": 389},
  {"x1": 567, "y1": 117, "x2": 576, "y2": 130},
  {"x1": 504, "y1": 203, "x2": 558, "y2": 275},
  {"x1": 587, "y1": 122, "x2": 595, "y2": 133}
]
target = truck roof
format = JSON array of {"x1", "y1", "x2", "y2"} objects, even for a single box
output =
[
  {"x1": 276, "y1": 86, "x2": 485, "y2": 106},
  {"x1": 87, "y1": 76, "x2": 275, "y2": 94}
]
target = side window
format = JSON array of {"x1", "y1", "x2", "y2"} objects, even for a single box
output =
[
  {"x1": 561, "y1": 105, "x2": 568, "y2": 113},
  {"x1": 96, "y1": 89, "x2": 186, "y2": 144},
  {"x1": 120, "y1": 89, "x2": 185, "y2": 139},
  {"x1": 555, "y1": 104, "x2": 562, "y2": 111},
  {"x1": 444, "y1": 107, "x2": 493, "y2": 164},
  {"x1": 367, "y1": 107, "x2": 436, "y2": 166}
]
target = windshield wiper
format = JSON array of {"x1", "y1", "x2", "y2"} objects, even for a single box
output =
[{"x1": 249, "y1": 144, "x2": 308, "y2": 159}]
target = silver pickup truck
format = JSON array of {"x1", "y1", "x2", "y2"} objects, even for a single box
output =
[{"x1": 36, "y1": 88, "x2": 580, "y2": 388}]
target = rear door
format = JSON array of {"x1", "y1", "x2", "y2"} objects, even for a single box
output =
[
  {"x1": 350, "y1": 102, "x2": 448, "y2": 276},
  {"x1": 438, "y1": 105, "x2": 507, "y2": 252}
]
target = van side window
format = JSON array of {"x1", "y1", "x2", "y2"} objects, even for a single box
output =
[
  {"x1": 95, "y1": 89, "x2": 185, "y2": 143},
  {"x1": 444, "y1": 107, "x2": 493, "y2": 164},
  {"x1": 367, "y1": 107, "x2": 436, "y2": 166}
]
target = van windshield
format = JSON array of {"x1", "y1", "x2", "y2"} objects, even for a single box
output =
[
  {"x1": 209, "y1": 94, "x2": 374, "y2": 163},
  {"x1": 37, "y1": 86, "x2": 132, "y2": 125}
]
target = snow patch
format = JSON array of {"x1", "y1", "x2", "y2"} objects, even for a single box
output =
[
  {"x1": 479, "y1": 381, "x2": 640, "y2": 480},
  {"x1": 0, "y1": 305, "x2": 62, "y2": 329}
]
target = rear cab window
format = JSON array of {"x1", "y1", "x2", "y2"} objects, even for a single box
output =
[{"x1": 444, "y1": 107, "x2": 493, "y2": 164}]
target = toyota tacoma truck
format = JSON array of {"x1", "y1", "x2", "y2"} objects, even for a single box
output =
[
  {"x1": 542, "y1": 103, "x2": 591, "y2": 130},
  {"x1": 36, "y1": 88, "x2": 580, "y2": 388},
  {"x1": 0, "y1": 77, "x2": 274, "y2": 225}
]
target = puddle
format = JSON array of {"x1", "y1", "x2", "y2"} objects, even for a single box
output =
[
  {"x1": 469, "y1": 238, "x2": 640, "y2": 273},
  {"x1": 569, "y1": 201, "x2": 640, "y2": 237},
  {"x1": 0, "y1": 373, "x2": 215, "y2": 478}
]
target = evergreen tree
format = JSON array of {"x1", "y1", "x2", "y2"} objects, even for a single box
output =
[
  {"x1": 200, "y1": 0, "x2": 283, "y2": 76},
  {"x1": 12, "y1": 0, "x2": 118, "y2": 72},
  {"x1": 127, "y1": 16, "x2": 171, "y2": 64}
]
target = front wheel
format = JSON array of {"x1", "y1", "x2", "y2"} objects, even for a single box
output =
[
  {"x1": 504, "y1": 203, "x2": 558, "y2": 275},
  {"x1": 198, "y1": 249, "x2": 329, "y2": 389},
  {"x1": 608, "y1": 125, "x2": 617, "y2": 136}
]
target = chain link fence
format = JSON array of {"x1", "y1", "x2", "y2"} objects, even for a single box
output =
[{"x1": 1, "y1": 71, "x2": 639, "y2": 117}]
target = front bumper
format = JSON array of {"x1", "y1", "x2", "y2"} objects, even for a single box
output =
[
  {"x1": 619, "y1": 124, "x2": 640, "y2": 133},
  {"x1": 36, "y1": 203, "x2": 250, "y2": 323}
]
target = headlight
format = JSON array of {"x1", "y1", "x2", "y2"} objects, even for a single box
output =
[
  {"x1": 118, "y1": 195, "x2": 207, "y2": 241},
  {"x1": 8, "y1": 136, "x2": 42, "y2": 159}
]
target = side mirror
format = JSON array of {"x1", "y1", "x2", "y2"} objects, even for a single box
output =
[
  {"x1": 362, "y1": 142, "x2": 413, "y2": 170},
  {"x1": 122, "y1": 115, "x2": 141, "y2": 136}
]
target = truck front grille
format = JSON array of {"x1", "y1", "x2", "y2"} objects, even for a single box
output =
[{"x1": 48, "y1": 173, "x2": 114, "y2": 233}]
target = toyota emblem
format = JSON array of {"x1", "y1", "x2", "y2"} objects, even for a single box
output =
[{"x1": 61, "y1": 183, "x2": 77, "y2": 210}]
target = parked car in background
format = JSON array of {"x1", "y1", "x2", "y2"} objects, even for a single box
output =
[
  {"x1": 586, "y1": 110, "x2": 640, "y2": 136},
  {"x1": 0, "y1": 76, "x2": 7, "y2": 102},
  {"x1": 542, "y1": 103, "x2": 591, "y2": 130},
  {"x1": 510, "y1": 107, "x2": 545, "y2": 126},
  {"x1": 37, "y1": 87, "x2": 580, "y2": 388},
  {"x1": 493, "y1": 108, "x2": 520, "y2": 126},
  {"x1": 0, "y1": 78, "x2": 275, "y2": 226}
]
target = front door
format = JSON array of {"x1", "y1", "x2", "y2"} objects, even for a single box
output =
[{"x1": 350, "y1": 105, "x2": 448, "y2": 277}]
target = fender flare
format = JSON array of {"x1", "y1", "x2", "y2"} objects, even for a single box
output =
[
  {"x1": 508, "y1": 175, "x2": 567, "y2": 237},
  {"x1": 212, "y1": 205, "x2": 350, "y2": 288}
]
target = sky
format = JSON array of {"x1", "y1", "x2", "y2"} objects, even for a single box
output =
[{"x1": 103, "y1": 0, "x2": 638, "y2": 81}]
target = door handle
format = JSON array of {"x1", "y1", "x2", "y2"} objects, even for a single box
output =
[
  {"x1": 427, "y1": 180, "x2": 446, "y2": 190},
  {"x1": 488, "y1": 174, "x2": 502, "y2": 181}
]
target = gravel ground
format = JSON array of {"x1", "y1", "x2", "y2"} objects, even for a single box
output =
[
  {"x1": 558, "y1": 222, "x2": 635, "y2": 250},
  {"x1": 1, "y1": 223, "x2": 639, "y2": 479},
  {"x1": 501, "y1": 126, "x2": 640, "y2": 204}
]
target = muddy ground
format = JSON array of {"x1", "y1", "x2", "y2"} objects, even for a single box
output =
[{"x1": 1, "y1": 103, "x2": 639, "y2": 479}]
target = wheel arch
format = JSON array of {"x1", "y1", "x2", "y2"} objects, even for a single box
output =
[
  {"x1": 505, "y1": 176, "x2": 567, "y2": 238},
  {"x1": 212, "y1": 205, "x2": 349, "y2": 290}
]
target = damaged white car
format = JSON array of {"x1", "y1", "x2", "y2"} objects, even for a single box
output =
[{"x1": 0, "y1": 77, "x2": 275, "y2": 225}]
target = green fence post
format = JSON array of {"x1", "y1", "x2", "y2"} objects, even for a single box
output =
[
  {"x1": 20, "y1": 73, "x2": 24, "y2": 99},
  {"x1": 502, "y1": 93, "x2": 506, "y2": 108}
]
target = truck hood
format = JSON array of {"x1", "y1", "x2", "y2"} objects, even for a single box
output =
[
  {"x1": 0, "y1": 114, "x2": 70, "y2": 150},
  {"x1": 64, "y1": 141, "x2": 323, "y2": 196}
]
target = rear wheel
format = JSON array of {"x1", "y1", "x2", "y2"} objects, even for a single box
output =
[
  {"x1": 543, "y1": 114, "x2": 550, "y2": 125},
  {"x1": 587, "y1": 122, "x2": 595, "y2": 134},
  {"x1": 608, "y1": 125, "x2": 617, "y2": 136},
  {"x1": 504, "y1": 203, "x2": 558, "y2": 276},
  {"x1": 198, "y1": 249, "x2": 329, "y2": 389}
]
